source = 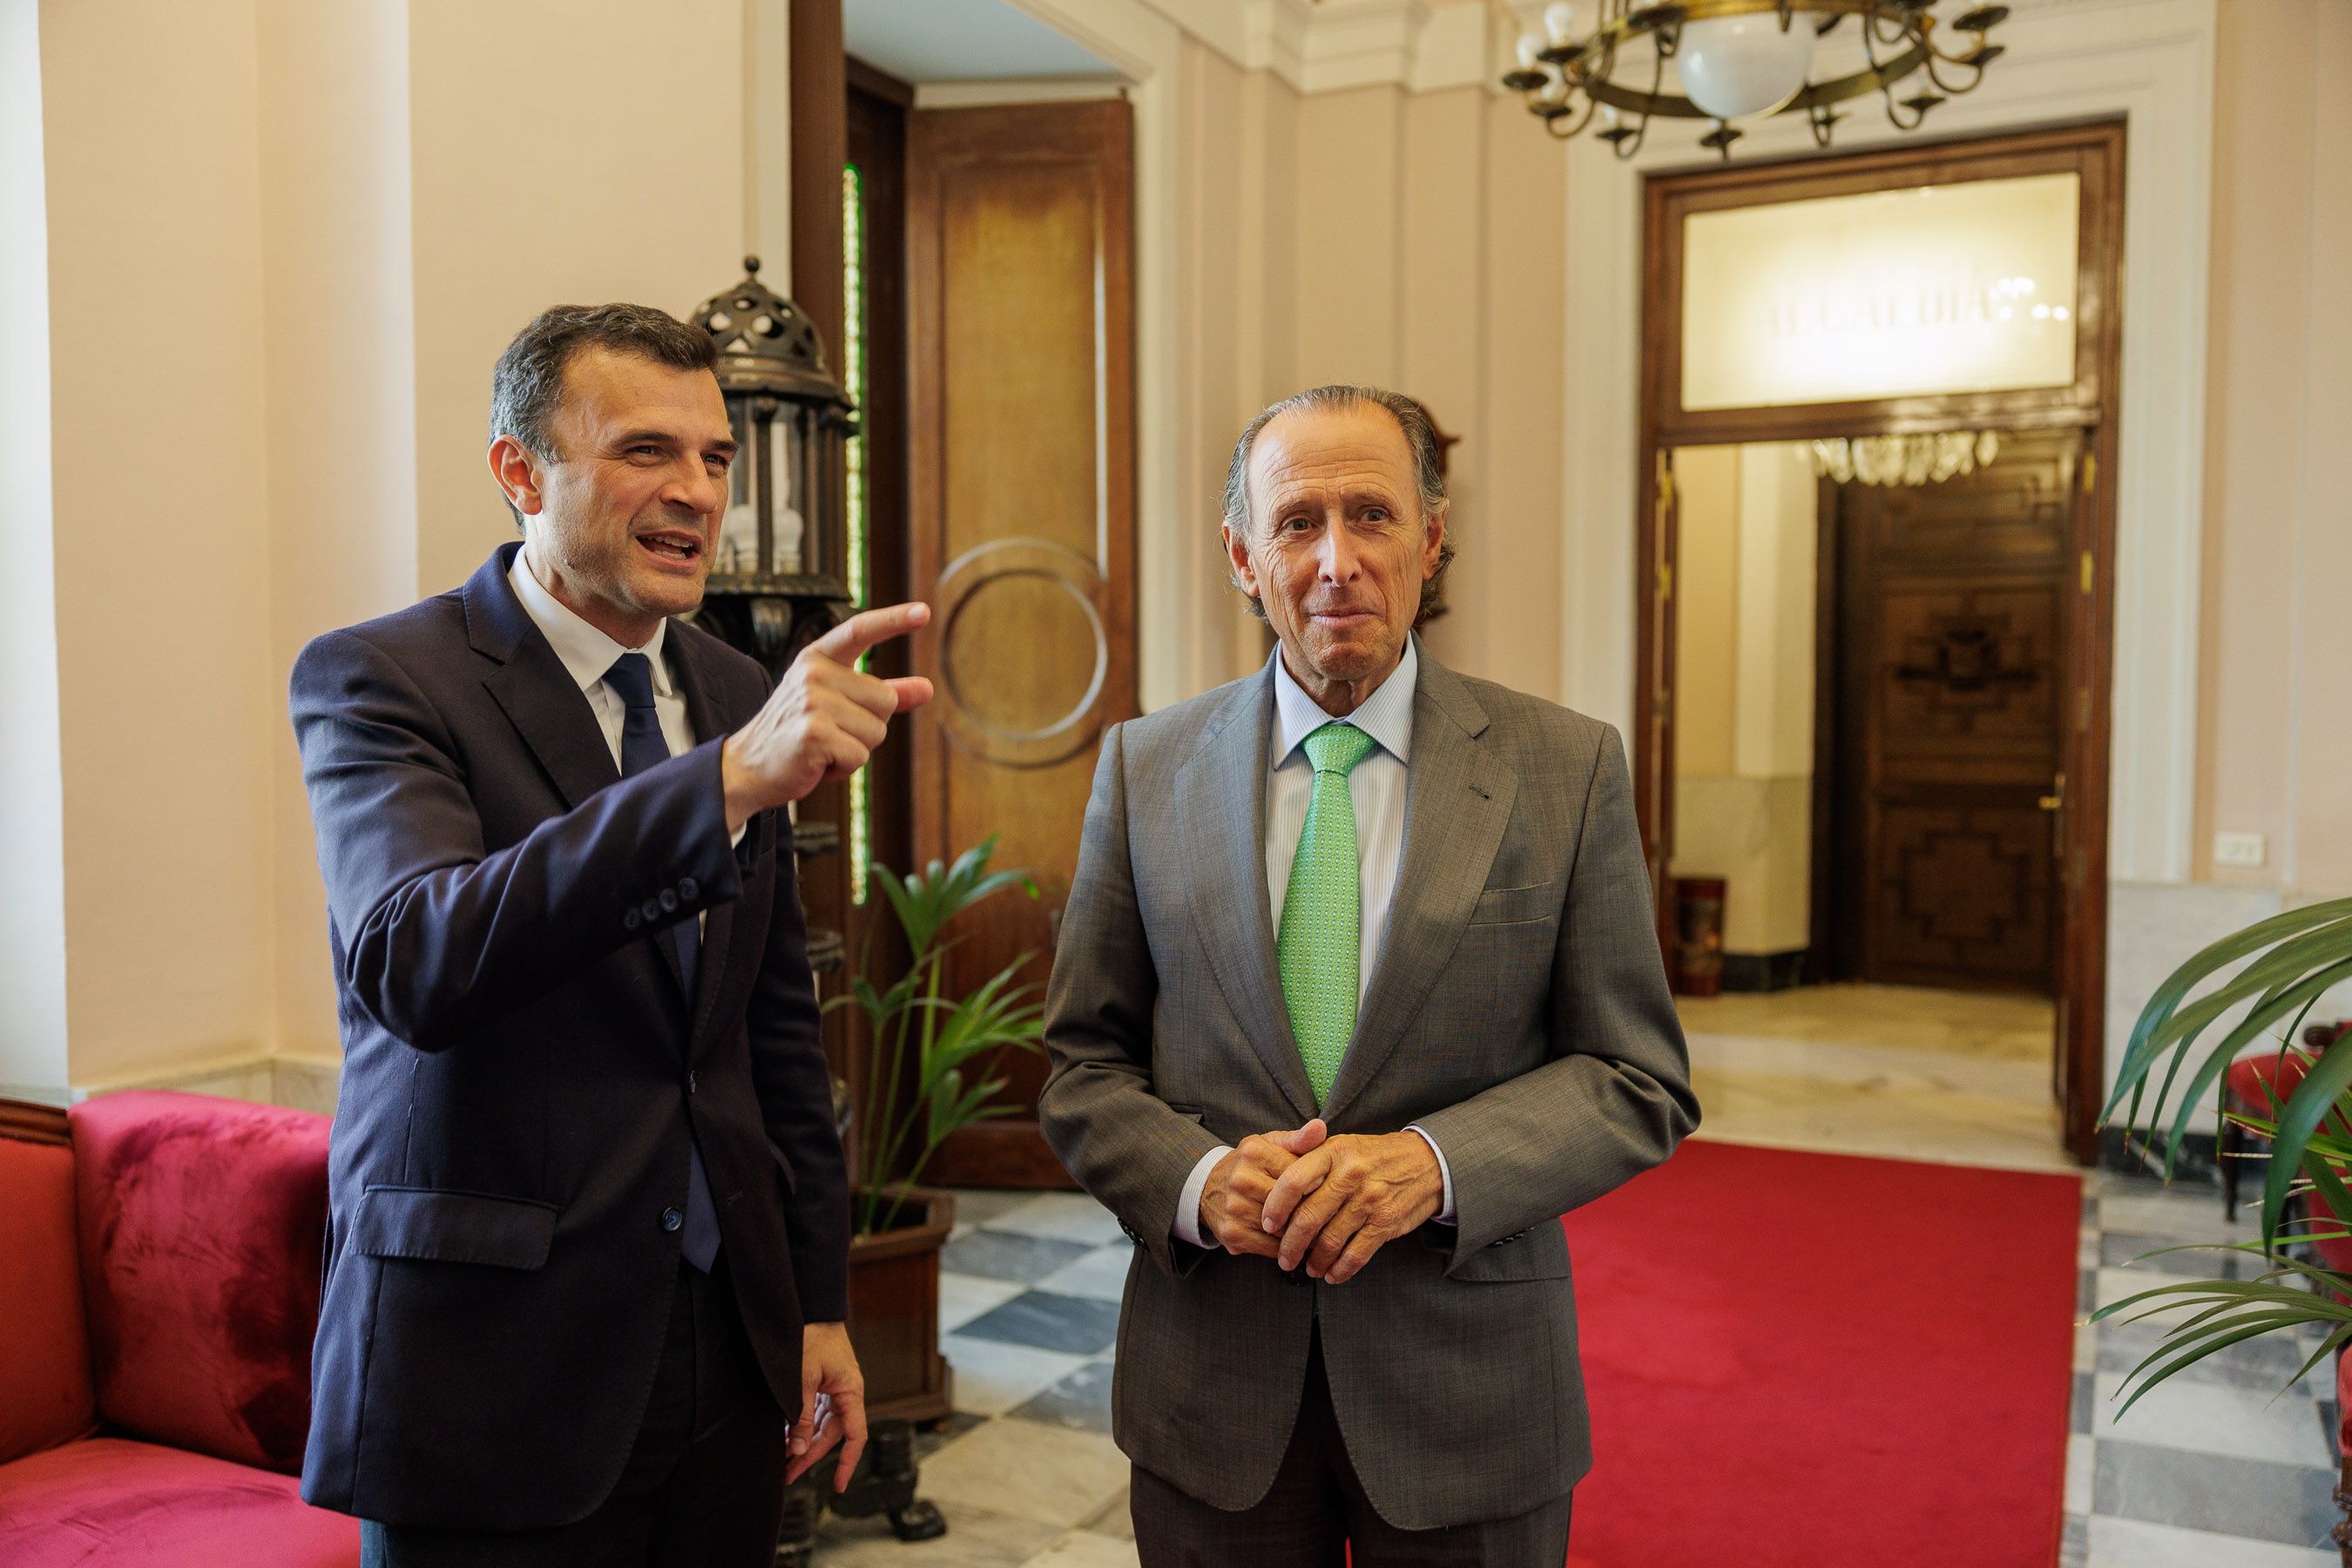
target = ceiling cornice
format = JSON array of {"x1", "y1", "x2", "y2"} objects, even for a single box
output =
[{"x1": 1132, "y1": 0, "x2": 1495, "y2": 95}]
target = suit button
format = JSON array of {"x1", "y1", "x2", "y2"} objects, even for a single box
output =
[
  {"x1": 660, "y1": 1207, "x2": 683, "y2": 1233},
  {"x1": 659, "y1": 889, "x2": 679, "y2": 914},
  {"x1": 641, "y1": 899, "x2": 662, "y2": 923},
  {"x1": 622, "y1": 908, "x2": 642, "y2": 931},
  {"x1": 679, "y1": 877, "x2": 699, "y2": 901}
]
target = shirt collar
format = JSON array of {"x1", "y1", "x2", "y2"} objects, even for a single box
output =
[
  {"x1": 509, "y1": 544, "x2": 673, "y2": 698},
  {"x1": 1270, "y1": 634, "x2": 1417, "y2": 769}
]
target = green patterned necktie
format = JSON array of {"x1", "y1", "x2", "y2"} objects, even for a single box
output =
[{"x1": 1277, "y1": 722, "x2": 1380, "y2": 1106}]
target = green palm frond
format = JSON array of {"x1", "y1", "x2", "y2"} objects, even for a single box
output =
[
  {"x1": 844, "y1": 837, "x2": 1048, "y2": 1235},
  {"x1": 2095, "y1": 898, "x2": 2352, "y2": 1416}
]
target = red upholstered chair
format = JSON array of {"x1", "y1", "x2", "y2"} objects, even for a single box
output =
[
  {"x1": 2220, "y1": 1021, "x2": 2352, "y2": 1220},
  {"x1": 0, "y1": 1091, "x2": 358, "y2": 1566}
]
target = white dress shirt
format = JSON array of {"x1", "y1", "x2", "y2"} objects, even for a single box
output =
[
  {"x1": 508, "y1": 549, "x2": 743, "y2": 925},
  {"x1": 1173, "y1": 637, "x2": 1456, "y2": 1248}
]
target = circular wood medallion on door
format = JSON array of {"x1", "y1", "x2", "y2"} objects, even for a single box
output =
[{"x1": 933, "y1": 537, "x2": 1111, "y2": 768}]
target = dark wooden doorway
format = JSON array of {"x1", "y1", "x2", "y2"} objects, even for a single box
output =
[
  {"x1": 1819, "y1": 429, "x2": 2077, "y2": 994},
  {"x1": 905, "y1": 98, "x2": 1139, "y2": 1188},
  {"x1": 1637, "y1": 123, "x2": 2125, "y2": 1164}
]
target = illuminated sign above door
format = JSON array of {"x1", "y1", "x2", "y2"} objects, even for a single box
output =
[{"x1": 1680, "y1": 172, "x2": 2082, "y2": 411}]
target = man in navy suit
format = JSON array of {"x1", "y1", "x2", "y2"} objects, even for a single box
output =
[{"x1": 290, "y1": 303, "x2": 930, "y2": 1565}]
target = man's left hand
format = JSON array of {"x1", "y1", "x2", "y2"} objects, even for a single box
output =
[
  {"x1": 786, "y1": 1321, "x2": 868, "y2": 1491},
  {"x1": 1259, "y1": 1131, "x2": 1444, "y2": 1284}
]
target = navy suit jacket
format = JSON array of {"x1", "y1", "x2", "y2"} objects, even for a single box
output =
[{"x1": 288, "y1": 542, "x2": 848, "y2": 1528}]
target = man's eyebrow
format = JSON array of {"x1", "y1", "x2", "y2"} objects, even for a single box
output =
[{"x1": 610, "y1": 428, "x2": 738, "y2": 456}]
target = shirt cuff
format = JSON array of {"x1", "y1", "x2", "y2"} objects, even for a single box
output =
[
  {"x1": 1406, "y1": 1125, "x2": 1456, "y2": 1224},
  {"x1": 1173, "y1": 1146, "x2": 1233, "y2": 1249}
]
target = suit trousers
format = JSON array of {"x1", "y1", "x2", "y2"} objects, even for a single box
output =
[
  {"x1": 360, "y1": 1255, "x2": 790, "y2": 1567},
  {"x1": 1127, "y1": 1323, "x2": 1573, "y2": 1568}
]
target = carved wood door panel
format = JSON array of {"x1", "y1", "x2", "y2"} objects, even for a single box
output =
[
  {"x1": 1829, "y1": 430, "x2": 2073, "y2": 993},
  {"x1": 905, "y1": 99, "x2": 1136, "y2": 1187}
]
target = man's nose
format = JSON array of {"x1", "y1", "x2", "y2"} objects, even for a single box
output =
[
  {"x1": 666, "y1": 460, "x2": 725, "y2": 519},
  {"x1": 1315, "y1": 520, "x2": 1360, "y2": 582}
]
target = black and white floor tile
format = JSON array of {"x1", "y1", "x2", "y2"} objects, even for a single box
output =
[
  {"x1": 2072, "y1": 1173, "x2": 2343, "y2": 1566},
  {"x1": 817, "y1": 1173, "x2": 2345, "y2": 1565},
  {"x1": 813, "y1": 1190, "x2": 1138, "y2": 1567}
]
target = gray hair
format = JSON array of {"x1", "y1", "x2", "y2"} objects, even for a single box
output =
[
  {"x1": 1220, "y1": 384, "x2": 1455, "y2": 626},
  {"x1": 489, "y1": 301, "x2": 719, "y2": 524}
]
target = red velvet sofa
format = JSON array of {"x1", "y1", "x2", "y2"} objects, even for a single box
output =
[{"x1": 0, "y1": 1090, "x2": 359, "y2": 1565}]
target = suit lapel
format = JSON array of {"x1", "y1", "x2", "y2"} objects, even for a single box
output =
[
  {"x1": 1177, "y1": 668, "x2": 1319, "y2": 1123},
  {"x1": 464, "y1": 545, "x2": 703, "y2": 1017},
  {"x1": 1319, "y1": 652, "x2": 1517, "y2": 1126},
  {"x1": 470, "y1": 549, "x2": 623, "y2": 814},
  {"x1": 666, "y1": 626, "x2": 737, "y2": 1049}
]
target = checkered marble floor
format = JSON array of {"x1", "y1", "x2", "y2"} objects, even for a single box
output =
[
  {"x1": 814, "y1": 1173, "x2": 2347, "y2": 1565},
  {"x1": 813, "y1": 1189, "x2": 1138, "y2": 1566},
  {"x1": 2070, "y1": 1172, "x2": 2345, "y2": 1566}
]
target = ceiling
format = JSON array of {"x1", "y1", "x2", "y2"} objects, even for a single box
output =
[{"x1": 841, "y1": 0, "x2": 1121, "y2": 84}]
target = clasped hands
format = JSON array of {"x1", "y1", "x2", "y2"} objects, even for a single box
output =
[{"x1": 1197, "y1": 1118, "x2": 1443, "y2": 1285}]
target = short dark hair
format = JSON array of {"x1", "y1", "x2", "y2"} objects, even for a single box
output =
[
  {"x1": 488, "y1": 302, "x2": 719, "y2": 522},
  {"x1": 1221, "y1": 384, "x2": 1455, "y2": 627}
]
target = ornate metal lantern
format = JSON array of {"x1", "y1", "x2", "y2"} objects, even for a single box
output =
[
  {"x1": 683, "y1": 256, "x2": 855, "y2": 974},
  {"x1": 687, "y1": 256, "x2": 856, "y2": 598}
]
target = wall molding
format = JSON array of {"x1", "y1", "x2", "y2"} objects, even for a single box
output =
[
  {"x1": 912, "y1": 78, "x2": 1128, "y2": 108},
  {"x1": 1127, "y1": 0, "x2": 1492, "y2": 96},
  {"x1": 1557, "y1": 0, "x2": 2216, "y2": 890}
]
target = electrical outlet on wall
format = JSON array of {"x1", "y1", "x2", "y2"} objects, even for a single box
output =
[{"x1": 2213, "y1": 831, "x2": 2268, "y2": 868}]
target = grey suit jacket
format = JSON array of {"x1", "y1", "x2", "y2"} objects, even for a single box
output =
[{"x1": 1037, "y1": 643, "x2": 1697, "y2": 1530}]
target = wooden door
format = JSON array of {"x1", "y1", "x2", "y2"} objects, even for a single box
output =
[
  {"x1": 2053, "y1": 425, "x2": 2115, "y2": 1159},
  {"x1": 1637, "y1": 448, "x2": 1681, "y2": 960},
  {"x1": 1826, "y1": 430, "x2": 2075, "y2": 994},
  {"x1": 906, "y1": 99, "x2": 1137, "y2": 1188}
]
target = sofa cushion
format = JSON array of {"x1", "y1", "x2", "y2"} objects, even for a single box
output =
[
  {"x1": 68, "y1": 1091, "x2": 330, "y2": 1474},
  {"x1": 0, "y1": 1132, "x2": 97, "y2": 1465},
  {"x1": 0, "y1": 1436, "x2": 357, "y2": 1566}
]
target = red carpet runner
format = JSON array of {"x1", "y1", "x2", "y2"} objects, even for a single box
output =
[{"x1": 1560, "y1": 1139, "x2": 2078, "y2": 1568}]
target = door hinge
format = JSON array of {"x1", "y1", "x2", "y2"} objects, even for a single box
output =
[
  {"x1": 2080, "y1": 452, "x2": 2098, "y2": 494},
  {"x1": 2080, "y1": 551, "x2": 2094, "y2": 596}
]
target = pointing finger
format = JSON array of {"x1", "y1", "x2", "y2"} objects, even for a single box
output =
[
  {"x1": 808, "y1": 602, "x2": 930, "y2": 665},
  {"x1": 886, "y1": 675, "x2": 934, "y2": 713}
]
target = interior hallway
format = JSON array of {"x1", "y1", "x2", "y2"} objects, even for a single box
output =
[{"x1": 1680, "y1": 982, "x2": 2075, "y2": 1174}]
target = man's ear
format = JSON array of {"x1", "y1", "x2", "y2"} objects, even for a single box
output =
[
  {"x1": 489, "y1": 435, "x2": 547, "y2": 517},
  {"x1": 1421, "y1": 504, "x2": 1449, "y2": 578},
  {"x1": 1222, "y1": 521, "x2": 1261, "y2": 599}
]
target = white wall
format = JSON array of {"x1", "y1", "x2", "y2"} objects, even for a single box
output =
[
  {"x1": 1669, "y1": 442, "x2": 1815, "y2": 957},
  {"x1": 30, "y1": 0, "x2": 787, "y2": 1092},
  {"x1": 0, "y1": 0, "x2": 69, "y2": 1094}
]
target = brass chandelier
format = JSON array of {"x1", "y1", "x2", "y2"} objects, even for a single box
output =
[{"x1": 1498, "y1": 1, "x2": 2011, "y2": 159}]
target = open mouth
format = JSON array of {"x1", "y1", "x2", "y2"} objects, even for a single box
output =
[{"x1": 635, "y1": 531, "x2": 703, "y2": 564}]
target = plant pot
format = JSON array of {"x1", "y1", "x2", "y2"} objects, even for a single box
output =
[{"x1": 847, "y1": 1187, "x2": 955, "y2": 1425}]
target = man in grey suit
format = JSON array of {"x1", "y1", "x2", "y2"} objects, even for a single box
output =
[{"x1": 1038, "y1": 385, "x2": 1699, "y2": 1565}]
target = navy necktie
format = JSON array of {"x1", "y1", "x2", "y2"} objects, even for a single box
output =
[{"x1": 604, "y1": 652, "x2": 719, "y2": 1273}]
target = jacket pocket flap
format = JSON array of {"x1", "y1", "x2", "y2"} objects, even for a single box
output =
[
  {"x1": 1468, "y1": 882, "x2": 1561, "y2": 926},
  {"x1": 351, "y1": 1186, "x2": 557, "y2": 1269},
  {"x1": 1446, "y1": 1223, "x2": 1571, "y2": 1282}
]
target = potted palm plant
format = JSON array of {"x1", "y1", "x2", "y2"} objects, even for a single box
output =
[
  {"x1": 2095, "y1": 895, "x2": 2352, "y2": 1555},
  {"x1": 831, "y1": 836, "x2": 1045, "y2": 1423}
]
